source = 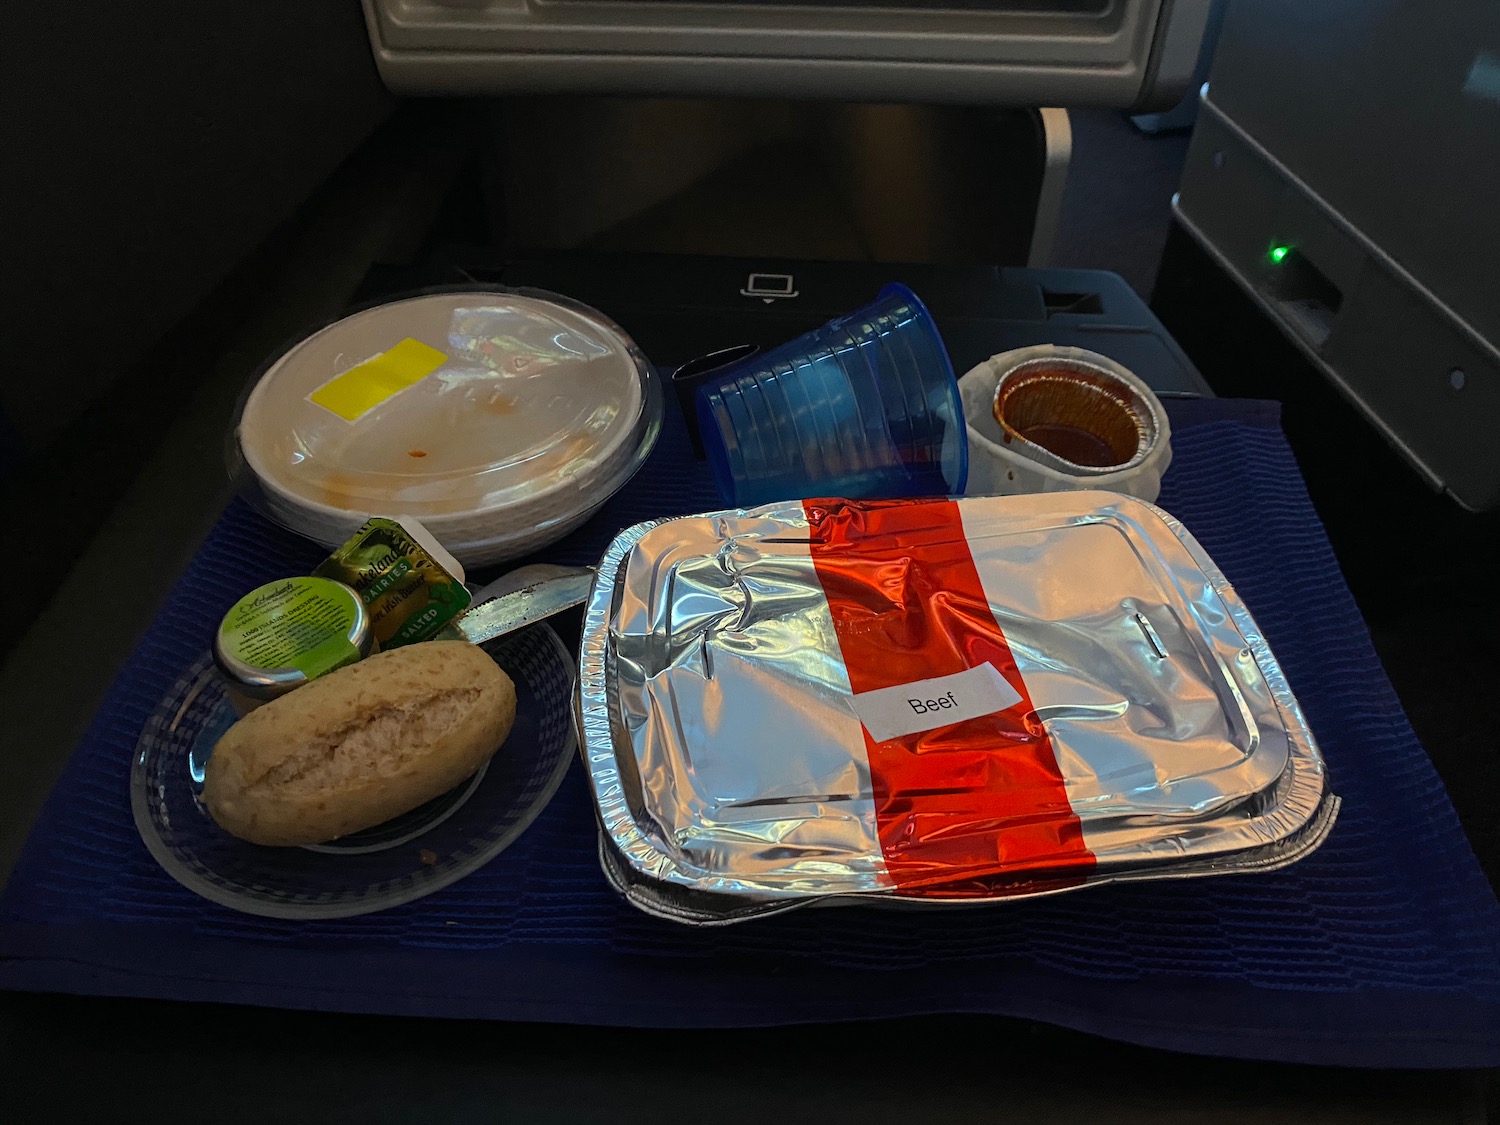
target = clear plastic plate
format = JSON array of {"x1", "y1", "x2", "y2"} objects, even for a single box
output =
[
  {"x1": 130, "y1": 625, "x2": 576, "y2": 919},
  {"x1": 231, "y1": 288, "x2": 662, "y2": 566}
]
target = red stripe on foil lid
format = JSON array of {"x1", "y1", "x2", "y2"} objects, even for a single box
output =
[{"x1": 805, "y1": 497, "x2": 1096, "y2": 897}]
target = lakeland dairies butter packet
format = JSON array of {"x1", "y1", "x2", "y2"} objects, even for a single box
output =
[{"x1": 315, "y1": 517, "x2": 472, "y2": 649}]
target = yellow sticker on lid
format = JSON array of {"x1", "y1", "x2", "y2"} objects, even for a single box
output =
[{"x1": 308, "y1": 337, "x2": 447, "y2": 422}]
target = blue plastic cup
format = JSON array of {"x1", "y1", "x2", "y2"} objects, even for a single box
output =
[{"x1": 694, "y1": 284, "x2": 968, "y2": 508}]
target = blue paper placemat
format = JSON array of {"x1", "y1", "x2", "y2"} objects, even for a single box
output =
[{"x1": 3, "y1": 399, "x2": 1498, "y2": 1069}]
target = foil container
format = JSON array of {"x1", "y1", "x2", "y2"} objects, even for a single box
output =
[
  {"x1": 991, "y1": 353, "x2": 1163, "y2": 475},
  {"x1": 579, "y1": 492, "x2": 1336, "y2": 923},
  {"x1": 961, "y1": 346, "x2": 1174, "y2": 504}
]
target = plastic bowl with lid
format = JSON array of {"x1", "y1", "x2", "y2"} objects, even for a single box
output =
[{"x1": 233, "y1": 289, "x2": 662, "y2": 568}]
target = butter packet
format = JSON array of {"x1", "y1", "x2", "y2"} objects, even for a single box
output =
[{"x1": 314, "y1": 517, "x2": 472, "y2": 649}]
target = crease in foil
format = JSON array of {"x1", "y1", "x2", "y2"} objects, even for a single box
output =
[{"x1": 577, "y1": 493, "x2": 1335, "y2": 916}]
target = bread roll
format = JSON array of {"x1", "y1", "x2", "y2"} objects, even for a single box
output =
[{"x1": 203, "y1": 641, "x2": 517, "y2": 846}]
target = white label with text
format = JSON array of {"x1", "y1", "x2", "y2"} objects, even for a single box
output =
[{"x1": 851, "y1": 663, "x2": 1024, "y2": 742}]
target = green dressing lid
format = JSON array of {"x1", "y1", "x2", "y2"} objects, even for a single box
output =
[{"x1": 213, "y1": 576, "x2": 371, "y2": 700}]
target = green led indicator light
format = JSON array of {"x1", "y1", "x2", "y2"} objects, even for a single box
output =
[{"x1": 1269, "y1": 244, "x2": 1292, "y2": 264}]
